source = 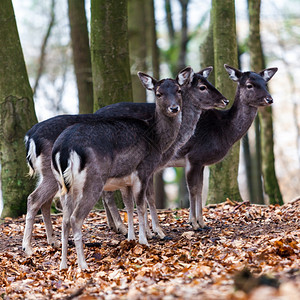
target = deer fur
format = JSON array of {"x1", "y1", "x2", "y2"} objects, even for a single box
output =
[{"x1": 51, "y1": 70, "x2": 189, "y2": 269}]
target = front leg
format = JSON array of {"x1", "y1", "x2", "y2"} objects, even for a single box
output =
[
  {"x1": 146, "y1": 177, "x2": 165, "y2": 239},
  {"x1": 120, "y1": 187, "x2": 135, "y2": 241},
  {"x1": 134, "y1": 179, "x2": 149, "y2": 246},
  {"x1": 186, "y1": 162, "x2": 205, "y2": 230}
]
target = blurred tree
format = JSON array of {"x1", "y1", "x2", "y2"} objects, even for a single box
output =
[
  {"x1": 33, "y1": 0, "x2": 55, "y2": 96},
  {"x1": 68, "y1": 0, "x2": 93, "y2": 113},
  {"x1": 248, "y1": 0, "x2": 283, "y2": 205},
  {"x1": 0, "y1": 0, "x2": 38, "y2": 217},
  {"x1": 128, "y1": 0, "x2": 147, "y2": 102},
  {"x1": 200, "y1": 10, "x2": 214, "y2": 83},
  {"x1": 162, "y1": 0, "x2": 190, "y2": 76},
  {"x1": 144, "y1": 0, "x2": 166, "y2": 208},
  {"x1": 207, "y1": 0, "x2": 242, "y2": 204},
  {"x1": 91, "y1": 0, "x2": 133, "y2": 111}
]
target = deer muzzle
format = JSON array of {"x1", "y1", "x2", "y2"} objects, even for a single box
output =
[
  {"x1": 168, "y1": 105, "x2": 180, "y2": 114},
  {"x1": 264, "y1": 97, "x2": 273, "y2": 105}
]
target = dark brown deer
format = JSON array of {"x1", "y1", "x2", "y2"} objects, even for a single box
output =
[
  {"x1": 22, "y1": 67, "x2": 227, "y2": 258},
  {"x1": 51, "y1": 67, "x2": 227, "y2": 269},
  {"x1": 104, "y1": 64, "x2": 278, "y2": 236}
]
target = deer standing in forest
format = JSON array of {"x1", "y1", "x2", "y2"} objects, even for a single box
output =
[
  {"x1": 51, "y1": 68, "x2": 227, "y2": 269},
  {"x1": 103, "y1": 64, "x2": 278, "y2": 236},
  {"x1": 23, "y1": 67, "x2": 227, "y2": 257}
]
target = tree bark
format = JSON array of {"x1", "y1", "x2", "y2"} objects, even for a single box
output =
[
  {"x1": 68, "y1": 0, "x2": 94, "y2": 114},
  {"x1": 207, "y1": 0, "x2": 242, "y2": 204},
  {"x1": 33, "y1": 0, "x2": 55, "y2": 96},
  {"x1": 177, "y1": 0, "x2": 189, "y2": 72},
  {"x1": 145, "y1": 0, "x2": 166, "y2": 208},
  {"x1": 91, "y1": 0, "x2": 133, "y2": 111},
  {"x1": 0, "y1": 0, "x2": 38, "y2": 217},
  {"x1": 165, "y1": 0, "x2": 175, "y2": 41},
  {"x1": 248, "y1": 0, "x2": 283, "y2": 205},
  {"x1": 128, "y1": 0, "x2": 147, "y2": 102},
  {"x1": 200, "y1": 10, "x2": 215, "y2": 84}
]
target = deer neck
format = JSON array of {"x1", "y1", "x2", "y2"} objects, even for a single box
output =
[
  {"x1": 154, "y1": 108, "x2": 182, "y2": 153},
  {"x1": 227, "y1": 87, "x2": 258, "y2": 144},
  {"x1": 162, "y1": 89, "x2": 203, "y2": 161}
]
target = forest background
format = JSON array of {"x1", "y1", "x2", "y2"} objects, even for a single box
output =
[{"x1": 0, "y1": 0, "x2": 299, "y2": 216}]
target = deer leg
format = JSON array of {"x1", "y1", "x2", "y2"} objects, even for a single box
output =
[
  {"x1": 41, "y1": 195, "x2": 60, "y2": 248},
  {"x1": 120, "y1": 187, "x2": 135, "y2": 241},
  {"x1": 134, "y1": 178, "x2": 149, "y2": 246},
  {"x1": 102, "y1": 192, "x2": 117, "y2": 232},
  {"x1": 103, "y1": 191, "x2": 127, "y2": 235},
  {"x1": 70, "y1": 181, "x2": 104, "y2": 270},
  {"x1": 60, "y1": 193, "x2": 73, "y2": 270},
  {"x1": 195, "y1": 167, "x2": 205, "y2": 228},
  {"x1": 146, "y1": 177, "x2": 165, "y2": 239},
  {"x1": 186, "y1": 162, "x2": 204, "y2": 230},
  {"x1": 22, "y1": 178, "x2": 58, "y2": 255}
]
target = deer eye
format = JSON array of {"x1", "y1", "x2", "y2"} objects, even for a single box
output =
[
  {"x1": 156, "y1": 92, "x2": 162, "y2": 98},
  {"x1": 247, "y1": 83, "x2": 253, "y2": 89},
  {"x1": 177, "y1": 89, "x2": 182, "y2": 94},
  {"x1": 199, "y1": 85, "x2": 207, "y2": 91}
]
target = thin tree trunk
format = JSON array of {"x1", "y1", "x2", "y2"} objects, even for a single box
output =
[
  {"x1": 248, "y1": 0, "x2": 283, "y2": 205},
  {"x1": 91, "y1": 0, "x2": 133, "y2": 111},
  {"x1": 177, "y1": 0, "x2": 189, "y2": 72},
  {"x1": 0, "y1": 0, "x2": 38, "y2": 217},
  {"x1": 146, "y1": 0, "x2": 166, "y2": 208},
  {"x1": 128, "y1": 0, "x2": 147, "y2": 102},
  {"x1": 33, "y1": 0, "x2": 55, "y2": 95},
  {"x1": 207, "y1": 0, "x2": 242, "y2": 204},
  {"x1": 68, "y1": 0, "x2": 93, "y2": 114},
  {"x1": 200, "y1": 10, "x2": 214, "y2": 84},
  {"x1": 165, "y1": 0, "x2": 175, "y2": 40}
]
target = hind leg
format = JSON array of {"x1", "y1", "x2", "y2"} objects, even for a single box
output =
[
  {"x1": 22, "y1": 177, "x2": 58, "y2": 255},
  {"x1": 103, "y1": 191, "x2": 127, "y2": 235},
  {"x1": 70, "y1": 185, "x2": 104, "y2": 270}
]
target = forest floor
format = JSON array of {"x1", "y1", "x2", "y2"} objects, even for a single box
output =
[{"x1": 0, "y1": 198, "x2": 299, "y2": 299}]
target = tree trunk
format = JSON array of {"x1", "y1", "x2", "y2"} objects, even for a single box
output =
[
  {"x1": 0, "y1": 0, "x2": 38, "y2": 217},
  {"x1": 68, "y1": 0, "x2": 94, "y2": 114},
  {"x1": 248, "y1": 0, "x2": 283, "y2": 205},
  {"x1": 200, "y1": 10, "x2": 215, "y2": 84},
  {"x1": 207, "y1": 0, "x2": 242, "y2": 204},
  {"x1": 165, "y1": 0, "x2": 175, "y2": 41},
  {"x1": 33, "y1": 0, "x2": 55, "y2": 96},
  {"x1": 145, "y1": 0, "x2": 166, "y2": 208},
  {"x1": 177, "y1": 0, "x2": 189, "y2": 72},
  {"x1": 128, "y1": 0, "x2": 147, "y2": 102},
  {"x1": 91, "y1": 0, "x2": 133, "y2": 111}
]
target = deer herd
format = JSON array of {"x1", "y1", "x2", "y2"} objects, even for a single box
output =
[{"x1": 22, "y1": 64, "x2": 278, "y2": 269}]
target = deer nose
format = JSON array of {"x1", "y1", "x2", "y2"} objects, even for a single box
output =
[
  {"x1": 168, "y1": 105, "x2": 180, "y2": 114},
  {"x1": 264, "y1": 97, "x2": 273, "y2": 104},
  {"x1": 223, "y1": 99, "x2": 230, "y2": 106}
]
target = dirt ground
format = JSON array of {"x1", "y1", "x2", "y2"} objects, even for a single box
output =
[{"x1": 0, "y1": 198, "x2": 299, "y2": 299}]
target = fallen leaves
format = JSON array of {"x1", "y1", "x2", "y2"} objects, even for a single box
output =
[{"x1": 0, "y1": 199, "x2": 299, "y2": 299}]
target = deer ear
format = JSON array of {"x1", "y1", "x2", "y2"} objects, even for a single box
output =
[
  {"x1": 198, "y1": 66, "x2": 213, "y2": 78},
  {"x1": 259, "y1": 67, "x2": 278, "y2": 82},
  {"x1": 138, "y1": 72, "x2": 157, "y2": 90},
  {"x1": 177, "y1": 67, "x2": 194, "y2": 86},
  {"x1": 224, "y1": 64, "x2": 242, "y2": 82}
]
